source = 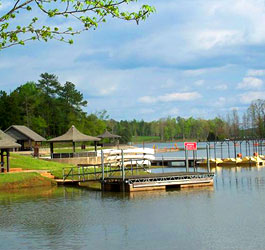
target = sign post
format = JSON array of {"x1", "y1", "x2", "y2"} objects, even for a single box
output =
[{"x1": 184, "y1": 142, "x2": 197, "y2": 172}]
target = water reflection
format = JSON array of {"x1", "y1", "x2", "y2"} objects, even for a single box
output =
[{"x1": 1, "y1": 166, "x2": 265, "y2": 249}]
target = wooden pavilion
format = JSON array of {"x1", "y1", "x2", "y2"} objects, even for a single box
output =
[
  {"x1": 0, "y1": 130, "x2": 21, "y2": 172},
  {"x1": 48, "y1": 125, "x2": 100, "y2": 157},
  {"x1": 5, "y1": 125, "x2": 46, "y2": 151},
  {"x1": 97, "y1": 130, "x2": 121, "y2": 146}
]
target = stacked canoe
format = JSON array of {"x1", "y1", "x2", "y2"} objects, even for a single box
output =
[{"x1": 97, "y1": 148, "x2": 155, "y2": 167}]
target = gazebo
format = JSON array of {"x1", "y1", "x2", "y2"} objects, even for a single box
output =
[
  {"x1": 0, "y1": 130, "x2": 21, "y2": 172},
  {"x1": 48, "y1": 125, "x2": 100, "y2": 157},
  {"x1": 97, "y1": 130, "x2": 121, "y2": 146},
  {"x1": 5, "y1": 125, "x2": 46, "y2": 151}
]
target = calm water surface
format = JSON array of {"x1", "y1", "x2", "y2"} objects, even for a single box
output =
[{"x1": 1, "y1": 168, "x2": 265, "y2": 249}]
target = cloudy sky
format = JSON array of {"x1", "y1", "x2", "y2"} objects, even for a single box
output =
[{"x1": 1, "y1": 0, "x2": 265, "y2": 121}]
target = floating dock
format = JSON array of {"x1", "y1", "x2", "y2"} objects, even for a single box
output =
[
  {"x1": 56, "y1": 169, "x2": 214, "y2": 192},
  {"x1": 102, "y1": 172, "x2": 214, "y2": 192}
]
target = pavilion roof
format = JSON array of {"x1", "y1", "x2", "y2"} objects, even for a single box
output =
[
  {"x1": 97, "y1": 130, "x2": 121, "y2": 139},
  {"x1": 0, "y1": 130, "x2": 21, "y2": 149},
  {"x1": 5, "y1": 125, "x2": 46, "y2": 142},
  {"x1": 49, "y1": 125, "x2": 100, "y2": 142}
]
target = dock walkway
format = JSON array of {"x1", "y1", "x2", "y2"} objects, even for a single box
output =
[{"x1": 151, "y1": 157, "x2": 204, "y2": 167}]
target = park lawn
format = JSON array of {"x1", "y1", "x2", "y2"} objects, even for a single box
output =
[
  {"x1": 132, "y1": 136, "x2": 161, "y2": 143},
  {"x1": 10, "y1": 153, "x2": 75, "y2": 178}
]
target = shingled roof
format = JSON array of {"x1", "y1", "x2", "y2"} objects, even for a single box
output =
[
  {"x1": 49, "y1": 125, "x2": 100, "y2": 142},
  {"x1": 97, "y1": 130, "x2": 121, "y2": 139},
  {"x1": 0, "y1": 130, "x2": 21, "y2": 149},
  {"x1": 5, "y1": 125, "x2": 46, "y2": 142}
]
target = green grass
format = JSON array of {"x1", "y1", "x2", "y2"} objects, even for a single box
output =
[
  {"x1": 0, "y1": 172, "x2": 55, "y2": 190},
  {"x1": 132, "y1": 136, "x2": 161, "y2": 143},
  {"x1": 10, "y1": 153, "x2": 75, "y2": 178},
  {"x1": 0, "y1": 172, "x2": 39, "y2": 184}
]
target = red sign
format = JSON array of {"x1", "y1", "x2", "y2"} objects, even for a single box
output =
[{"x1": 184, "y1": 142, "x2": 197, "y2": 150}]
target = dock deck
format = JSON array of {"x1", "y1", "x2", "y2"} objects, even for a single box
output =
[
  {"x1": 151, "y1": 157, "x2": 204, "y2": 167},
  {"x1": 102, "y1": 172, "x2": 214, "y2": 191}
]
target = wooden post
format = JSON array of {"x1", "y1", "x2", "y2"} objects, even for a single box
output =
[
  {"x1": 1, "y1": 149, "x2": 4, "y2": 173},
  {"x1": 6, "y1": 150, "x2": 10, "y2": 172},
  {"x1": 101, "y1": 150, "x2": 104, "y2": 181},
  {"x1": 94, "y1": 141, "x2": 97, "y2": 156},
  {"x1": 185, "y1": 148, "x2": 189, "y2": 172},
  {"x1": 206, "y1": 145, "x2": 210, "y2": 173},
  {"x1": 73, "y1": 142, "x2": 76, "y2": 153},
  {"x1": 121, "y1": 149, "x2": 125, "y2": 181},
  {"x1": 50, "y1": 143, "x2": 54, "y2": 158}
]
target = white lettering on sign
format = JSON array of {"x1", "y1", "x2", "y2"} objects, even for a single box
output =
[{"x1": 184, "y1": 142, "x2": 197, "y2": 150}]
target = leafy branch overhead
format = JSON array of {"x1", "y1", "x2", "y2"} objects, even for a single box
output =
[{"x1": 0, "y1": 0, "x2": 155, "y2": 49}]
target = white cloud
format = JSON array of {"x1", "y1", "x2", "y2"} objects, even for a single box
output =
[
  {"x1": 214, "y1": 97, "x2": 226, "y2": 107},
  {"x1": 161, "y1": 79, "x2": 176, "y2": 88},
  {"x1": 237, "y1": 77, "x2": 263, "y2": 89},
  {"x1": 195, "y1": 29, "x2": 244, "y2": 50},
  {"x1": 138, "y1": 92, "x2": 202, "y2": 104},
  {"x1": 214, "y1": 84, "x2": 228, "y2": 90},
  {"x1": 194, "y1": 80, "x2": 205, "y2": 86},
  {"x1": 138, "y1": 96, "x2": 156, "y2": 104},
  {"x1": 247, "y1": 69, "x2": 265, "y2": 76},
  {"x1": 239, "y1": 91, "x2": 264, "y2": 103},
  {"x1": 98, "y1": 85, "x2": 118, "y2": 96}
]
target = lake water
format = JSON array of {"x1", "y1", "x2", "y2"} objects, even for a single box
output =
[{"x1": 1, "y1": 146, "x2": 265, "y2": 249}]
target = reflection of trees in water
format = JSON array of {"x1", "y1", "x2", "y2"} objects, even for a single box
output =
[
  {"x1": 215, "y1": 166, "x2": 265, "y2": 191},
  {"x1": 0, "y1": 186, "x2": 93, "y2": 249}
]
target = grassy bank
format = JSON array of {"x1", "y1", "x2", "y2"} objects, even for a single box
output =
[
  {"x1": 0, "y1": 172, "x2": 55, "y2": 190},
  {"x1": 132, "y1": 136, "x2": 161, "y2": 143},
  {"x1": 10, "y1": 153, "x2": 75, "y2": 178},
  {"x1": 0, "y1": 154, "x2": 75, "y2": 190}
]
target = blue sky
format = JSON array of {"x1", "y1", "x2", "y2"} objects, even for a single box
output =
[{"x1": 1, "y1": 0, "x2": 265, "y2": 121}]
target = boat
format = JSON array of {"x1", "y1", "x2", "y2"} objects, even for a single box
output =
[
  {"x1": 219, "y1": 158, "x2": 242, "y2": 166},
  {"x1": 238, "y1": 156, "x2": 263, "y2": 166},
  {"x1": 199, "y1": 158, "x2": 223, "y2": 166}
]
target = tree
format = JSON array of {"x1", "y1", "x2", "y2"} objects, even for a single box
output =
[
  {"x1": 13, "y1": 82, "x2": 39, "y2": 127},
  {"x1": 0, "y1": 0, "x2": 155, "y2": 49}
]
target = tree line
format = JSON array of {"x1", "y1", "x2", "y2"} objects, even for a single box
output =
[{"x1": 0, "y1": 73, "x2": 264, "y2": 143}]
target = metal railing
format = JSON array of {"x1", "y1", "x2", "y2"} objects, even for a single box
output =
[
  {"x1": 52, "y1": 151, "x2": 97, "y2": 159},
  {"x1": 62, "y1": 157, "x2": 150, "y2": 182}
]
